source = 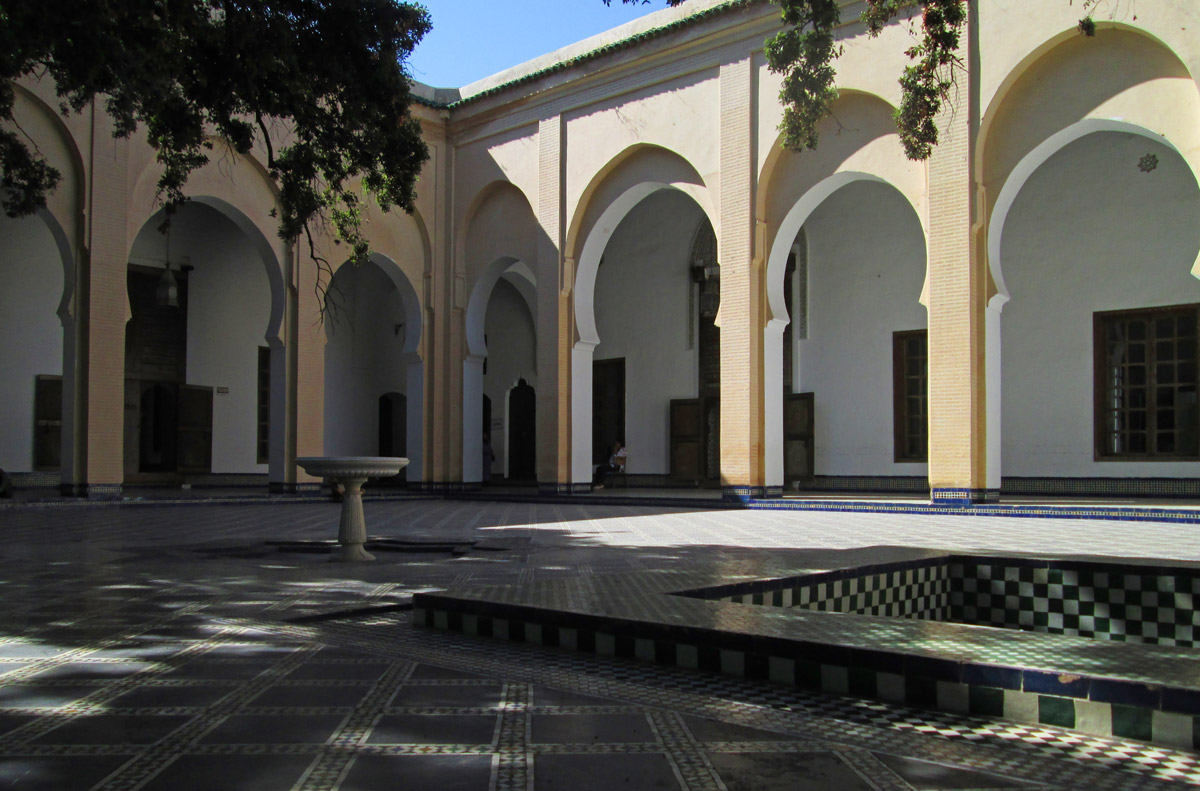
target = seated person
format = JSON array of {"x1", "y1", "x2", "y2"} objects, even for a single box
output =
[{"x1": 593, "y1": 440, "x2": 627, "y2": 489}]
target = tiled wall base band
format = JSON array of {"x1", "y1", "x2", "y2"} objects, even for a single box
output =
[
  {"x1": 1002, "y1": 476, "x2": 1200, "y2": 498},
  {"x1": 84, "y1": 483, "x2": 123, "y2": 500},
  {"x1": 408, "y1": 481, "x2": 483, "y2": 494},
  {"x1": 723, "y1": 486, "x2": 768, "y2": 503},
  {"x1": 538, "y1": 482, "x2": 594, "y2": 495},
  {"x1": 11, "y1": 472, "x2": 60, "y2": 489},
  {"x1": 790, "y1": 476, "x2": 930, "y2": 494},
  {"x1": 781, "y1": 476, "x2": 1200, "y2": 499},
  {"x1": 267, "y1": 481, "x2": 323, "y2": 494},
  {"x1": 932, "y1": 488, "x2": 1001, "y2": 506}
]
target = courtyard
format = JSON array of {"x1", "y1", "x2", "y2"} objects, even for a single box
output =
[{"x1": 1, "y1": 497, "x2": 1199, "y2": 789}]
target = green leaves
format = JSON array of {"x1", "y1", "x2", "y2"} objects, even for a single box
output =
[
  {"x1": 765, "y1": 0, "x2": 966, "y2": 161},
  {"x1": 764, "y1": 0, "x2": 841, "y2": 153},
  {"x1": 1, "y1": 0, "x2": 431, "y2": 262}
]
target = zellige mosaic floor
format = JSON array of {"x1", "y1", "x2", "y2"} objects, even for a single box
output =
[{"x1": 1, "y1": 498, "x2": 1199, "y2": 789}]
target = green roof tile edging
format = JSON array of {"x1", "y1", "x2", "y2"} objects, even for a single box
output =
[{"x1": 412, "y1": 0, "x2": 760, "y2": 110}]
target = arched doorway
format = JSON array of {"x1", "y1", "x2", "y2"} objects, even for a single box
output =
[
  {"x1": 576, "y1": 187, "x2": 717, "y2": 487},
  {"x1": 323, "y1": 256, "x2": 420, "y2": 482},
  {"x1": 569, "y1": 146, "x2": 717, "y2": 487},
  {"x1": 123, "y1": 202, "x2": 275, "y2": 482},
  {"x1": 0, "y1": 211, "x2": 70, "y2": 481},
  {"x1": 463, "y1": 261, "x2": 538, "y2": 484}
]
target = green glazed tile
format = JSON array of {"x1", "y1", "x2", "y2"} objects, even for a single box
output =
[
  {"x1": 969, "y1": 686, "x2": 1004, "y2": 717},
  {"x1": 1038, "y1": 696, "x2": 1075, "y2": 728},
  {"x1": 1111, "y1": 704, "x2": 1152, "y2": 742}
]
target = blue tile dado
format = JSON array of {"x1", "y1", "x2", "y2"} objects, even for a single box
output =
[
  {"x1": 414, "y1": 548, "x2": 1200, "y2": 752},
  {"x1": 1024, "y1": 669, "x2": 1089, "y2": 699},
  {"x1": 1088, "y1": 678, "x2": 1161, "y2": 708},
  {"x1": 962, "y1": 664, "x2": 1023, "y2": 690}
]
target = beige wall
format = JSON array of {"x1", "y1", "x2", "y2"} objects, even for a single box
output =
[{"x1": 6, "y1": 0, "x2": 1200, "y2": 495}]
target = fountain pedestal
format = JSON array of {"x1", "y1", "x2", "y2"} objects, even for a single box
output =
[{"x1": 295, "y1": 457, "x2": 409, "y2": 561}]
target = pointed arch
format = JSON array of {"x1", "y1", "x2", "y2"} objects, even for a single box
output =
[
  {"x1": 566, "y1": 145, "x2": 715, "y2": 483},
  {"x1": 762, "y1": 173, "x2": 927, "y2": 488}
]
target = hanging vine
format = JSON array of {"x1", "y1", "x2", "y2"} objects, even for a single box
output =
[{"x1": 760, "y1": 0, "x2": 1101, "y2": 160}]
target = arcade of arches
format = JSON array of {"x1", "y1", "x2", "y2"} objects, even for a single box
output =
[{"x1": 3, "y1": 0, "x2": 1200, "y2": 503}]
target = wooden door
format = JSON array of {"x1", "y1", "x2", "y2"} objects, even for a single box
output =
[
  {"x1": 702, "y1": 396, "x2": 720, "y2": 485},
  {"x1": 176, "y1": 385, "x2": 213, "y2": 474},
  {"x1": 670, "y1": 398, "x2": 702, "y2": 483},
  {"x1": 33, "y1": 375, "x2": 62, "y2": 470},
  {"x1": 783, "y1": 392, "x2": 814, "y2": 485}
]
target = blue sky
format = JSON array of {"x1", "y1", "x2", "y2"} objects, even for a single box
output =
[{"x1": 407, "y1": 1, "x2": 665, "y2": 88}]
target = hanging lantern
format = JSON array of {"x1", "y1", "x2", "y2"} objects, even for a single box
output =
[
  {"x1": 155, "y1": 263, "x2": 179, "y2": 307},
  {"x1": 155, "y1": 221, "x2": 179, "y2": 307}
]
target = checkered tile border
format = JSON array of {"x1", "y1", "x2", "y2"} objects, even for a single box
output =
[
  {"x1": 952, "y1": 560, "x2": 1200, "y2": 648},
  {"x1": 707, "y1": 556, "x2": 1200, "y2": 649},
  {"x1": 417, "y1": 554, "x2": 1200, "y2": 754},
  {"x1": 716, "y1": 563, "x2": 951, "y2": 622}
]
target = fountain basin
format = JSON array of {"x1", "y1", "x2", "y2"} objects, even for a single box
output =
[{"x1": 295, "y1": 456, "x2": 408, "y2": 561}]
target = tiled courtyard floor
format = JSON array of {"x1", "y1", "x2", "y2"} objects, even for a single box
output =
[{"x1": 1, "y1": 498, "x2": 1199, "y2": 789}]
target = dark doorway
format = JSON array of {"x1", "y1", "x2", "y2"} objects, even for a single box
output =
[
  {"x1": 507, "y1": 379, "x2": 536, "y2": 480},
  {"x1": 592, "y1": 358, "x2": 625, "y2": 467},
  {"x1": 177, "y1": 385, "x2": 213, "y2": 474},
  {"x1": 482, "y1": 394, "x2": 493, "y2": 481},
  {"x1": 784, "y1": 392, "x2": 815, "y2": 485},
  {"x1": 138, "y1": 383, "x2": 178, "y2": 472},
  {"x1": 378, "y1": 392, "x2": 407, "y2": 482}
]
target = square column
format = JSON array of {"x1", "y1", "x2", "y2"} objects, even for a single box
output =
[
  {"x1": 77, "y1": 111, "x2": 130, "y2": 498},
  {"x1": 717, "y1": 56, "x2": 766, "y2": 501},
  {"x1": 926, "y1": 11, "x2": 994, "y2": 505},
  {"x1": 536, "y1": 115, "x2": 571, "y2": 492}
]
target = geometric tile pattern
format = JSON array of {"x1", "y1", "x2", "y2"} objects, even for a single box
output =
[
  {"x1": 714, "y1": 560, "x2": 952, "y2": 621},
  {"x1": 953, "y1": 559, "x2": 1200, "y2": 647},
  {"x1": 5, "y1": 497, "x2": 1200, "y2": 789},
  {"x1": 419, "y1": 547, "x2": 1200, "y2": 754},
  {"x1": 706, "y1": 556, "x2": 1200, "y2": 648}
]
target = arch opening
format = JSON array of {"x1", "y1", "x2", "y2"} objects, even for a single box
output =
[
  {"x1": 572, "y1": 187, "x2": 717, "y2": 485},
  {"x1": 322, "y1": 253, "x2": 424, "y2": 482},
  {"x1": 463, "y1": 257, "x2": 537, "y2": 483},
  {"x1": 0, "y1": 211, "x2": 72, "y2": 482},
  {"x1": 763, "y1": 175, "x2": 928, "y2": 489},
  {"x1": 122, "y1": 202, "x2": 282, "y2": 482},
  {"x1": 995, "y1": 129, "x2": 1200, "y2": 480}
]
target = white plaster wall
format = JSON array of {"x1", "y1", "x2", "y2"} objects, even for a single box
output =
[
  {"x1": 323, "y1": 261, "x2": 409, "y2": 457},
  {"x1": 797, "y1": 180, "x2": 927, "y2": 476},
  {"x1": 1001, "y1": 132, "x2": 1200, "y2": 477},
  {"x1": 593, "y1": 190, "x2": 702, "y2": 474},
  {"x1": 482, "y1": 278, "x2": 536, "y2": 478},
  {"x1": 0, "y1": 214, "x2": 64, "y2": 472}
]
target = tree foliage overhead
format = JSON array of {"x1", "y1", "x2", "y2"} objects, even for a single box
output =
[{"x1": 0, "y1": 0, "x2": 431, "y2": 265}]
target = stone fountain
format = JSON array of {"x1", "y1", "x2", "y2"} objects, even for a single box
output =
[{"x1": 294, "y1": 457, "x2": 409, "y2": 561}]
